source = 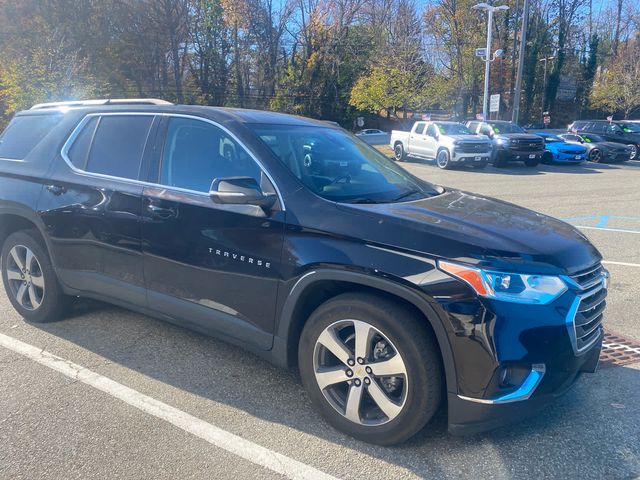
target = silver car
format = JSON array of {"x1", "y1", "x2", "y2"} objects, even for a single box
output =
[{"x1": 355, "y1": 129, "x2": 390, "y2": 145}]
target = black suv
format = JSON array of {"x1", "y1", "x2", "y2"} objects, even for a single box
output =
[
  {"x1": 0, "y1": 100, "x2": 607, "y2": 445},
  {"x1": 466, "y1": 120, "x2": 545, "y2": 167},
  {"x1": 568, "y1": 119, "x2": 640, "y2": 160}
]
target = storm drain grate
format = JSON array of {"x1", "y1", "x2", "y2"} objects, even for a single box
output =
[{"x1": 599, "y1": 330, "x2": 640, "y2": 368}]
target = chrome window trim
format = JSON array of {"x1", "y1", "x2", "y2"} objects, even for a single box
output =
[{"x1": 60, "y1": 112, "x2": 285, "y2": 211}]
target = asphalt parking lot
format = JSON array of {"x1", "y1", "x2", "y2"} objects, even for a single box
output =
[{"x1": 1, "y1": 159, "x2": 639, "y2": 480}]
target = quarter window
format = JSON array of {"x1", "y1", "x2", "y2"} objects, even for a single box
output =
[
  {"x1": 160, "y1": 117, "x2": 261, "y2": 193},
  {"x1": 84, "y1": 115, "x2": 153, "y2": 180},
  {"x1": 67, "y1": 117, "x2": 99, "y2": 169},
  {"x1": 0, "y1": 114, "x2": 62, "y2": 160}
]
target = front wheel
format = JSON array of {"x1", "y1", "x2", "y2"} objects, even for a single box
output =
[
  {"x1": 436, "y1": 149, "x2": 451, "y2": 169},
  {"x1": 524, "y1": 158, "x2": 539, "y2": 167},
  {"x1": 589, "y1": 149, "x2": 603, "y2": 163},
  {"x1": 298, "y1": 293, "x2": 443, "y2": 445},
  {"x1": 541, "y1": 151, "x2": 554, "y2": 164},
  {"x1": 1, "y1": 230, "x2": 69, "y2": 323}
]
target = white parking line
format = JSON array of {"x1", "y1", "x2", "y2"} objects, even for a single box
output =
[
  {"x1": 574, "y1": 225, "x2": 640, "y2": 234},
  {"x1": 602, "y1": 260, "x2": 640, "y2": 268},
  {"x1": 0, "y1": 332, "x2": 339, "y2": 480}
]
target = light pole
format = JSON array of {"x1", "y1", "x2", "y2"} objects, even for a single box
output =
[
  {"x1": 512, "y1": 0, "x2": 530, "y2": 124},
  {"x1": 473, "y1": 3, "x2": 509, "y2": 120},
  {"x1": 539, "y1": 56, "x2": 554, "y2": 123}
]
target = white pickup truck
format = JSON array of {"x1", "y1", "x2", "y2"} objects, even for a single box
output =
[{"x1": 390, "y1": 121, "x2": 492, "y2": 169}]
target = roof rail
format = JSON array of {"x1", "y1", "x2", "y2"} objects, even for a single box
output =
[{"x1": 30, "y1": 98, "x2": 173, "y2": 110}]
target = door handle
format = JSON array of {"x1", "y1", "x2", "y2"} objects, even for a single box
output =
[
  {"x1": 147, "y1": 204, "x2": 177, "y2": 219},
  {"x1": 46, "y1": 185, "x2": 67, "y2": 196}
]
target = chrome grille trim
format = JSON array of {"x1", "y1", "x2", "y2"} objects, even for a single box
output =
[{"x1": 566, "y1": 281, "x2": 607, "y2": 354}]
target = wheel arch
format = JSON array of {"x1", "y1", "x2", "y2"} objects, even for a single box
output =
[
  {"x1": 0, "y1": 208, "x2": 53, "y2": 265},
  {"x1": 275, "y1": 269, "x2": 457, "y2": 392}
]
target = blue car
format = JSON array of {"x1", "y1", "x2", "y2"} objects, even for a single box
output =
[{"x1": 535, "y1": 133, "x2": 587, "y2": 164}]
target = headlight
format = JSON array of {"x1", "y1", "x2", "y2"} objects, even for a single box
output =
[
  {"x1": 495, "y1": 138, "x2": 509, "y2": 145},
  {"x1": 438, "y1": 261, "x2": 567, "y2": 305}
]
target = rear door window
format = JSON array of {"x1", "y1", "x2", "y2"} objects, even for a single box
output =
[
  {"x1": 0, "y1": 114, "x2": 62, "y2": 159},
  {"x1": 84, "y1": 115, "x2": 153, "y2": 180}
]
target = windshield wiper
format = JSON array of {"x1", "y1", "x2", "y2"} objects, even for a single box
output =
[
  {"x1": 391, "y1": 189, "x2": 422, "y2": 202},
  {"x1": 347, "y1": 197, "x2": 381, "y2": 204}
]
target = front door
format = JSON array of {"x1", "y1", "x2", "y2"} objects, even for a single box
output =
[{"x1": 141, "y1": 116, "x2": 285, "y2": 349}]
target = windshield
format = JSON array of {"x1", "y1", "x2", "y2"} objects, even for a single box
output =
[
  {"x1": 435, "y1": 123, "x2": 471, "y2": 135},
  {"x1": 489, "y1": 122, "x2": 525, "y2": 134},
  {"x1": 249, "y1": 124, "x2": 439, "y2": 203},
  {"x1": 581, "y1": 133, "x2": 604, "y2": 143},
  {"x1": 543, "y1": 135, "x2": 564, "y2": 143},
  {"x1": 618, "y1": 122, "x2": 640, "y2": 133}
]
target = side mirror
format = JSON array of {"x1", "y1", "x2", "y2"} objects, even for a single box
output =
[{"x1": 209, "y1": 177, "x2": 276, "y2": 209}]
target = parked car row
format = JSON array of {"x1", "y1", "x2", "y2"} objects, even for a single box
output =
[{"x1": 388, "y1": 118, "x2": 636, "y2": 170}]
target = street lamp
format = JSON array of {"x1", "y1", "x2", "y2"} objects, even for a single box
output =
[
  {"x1": 539, "y1": 56, "x2": 555, "y2": 123},
  {"x1": 473, "y1": 3, "x2": 509, "y2": 120}
]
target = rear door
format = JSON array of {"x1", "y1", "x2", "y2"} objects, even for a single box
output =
[
  {"x1": 141, "y1": 115, "x2": 285, "y2": 349},
  {"x1": 42, "y1": 113, "x2": 159, "y2": 306},
  {"x1": 409, "y1": 123, "x2": 428, "y2": 156}
]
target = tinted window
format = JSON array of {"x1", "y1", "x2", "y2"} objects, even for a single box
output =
[
  {"x1": 85, "y1": 115, "x2": 153, "y2": 179},
  {"x1": 414, "y1": 123, "x2": 425, "y2": 135},
  {"x1": 0, "y1": 114, "x2": 62, "y2": 159},
  {"x1": 436, "y1": 123, "x2": 471, "y2": 135},
  {"x1": 250, "y1": 124, "x2": 440, "y2": 204},
  {"x1": 67, "y1": 117, "x2": 99, "y2": 169},
  {"x1": 160, "y1": 117, "x2": 261, "y2": 192},
  {"x1": 426, "y1": 124, "x2": 437, "y2": 137}
]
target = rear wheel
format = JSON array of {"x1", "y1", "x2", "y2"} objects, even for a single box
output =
[
  {"x1": 298, "y1": 293, "x2": 443, "y2": 445},
  {"x1": 629, "y1": 144, "x2": 638, "y2": 160},
  {"x1": 589, "y1": 149, "x2": 603, "y2": 163},
  {"x1": 436, "y1": 149, "x2": 451, "y2": 169},
  {"x1": 394, "y1": 143, "x2": 406, "y2": 162},
  {"x1": 1, "y1": 230, "x2": 69, "y2": 323}
]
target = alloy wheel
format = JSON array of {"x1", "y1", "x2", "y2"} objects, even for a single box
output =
[
  {"x1": 394, "y1": 145, "x2": 403, "y2": 161},
  {"x1": 313, "y1": 319, "x2": 408, "y2": 426},
  {"x1": 5, "y1": 245, "x2": 45, "y2": 311},
  {"x1": 436, "y1": 151, "x2": 449, "y2": 169},
  {"x1": 590, "y1": 149, "x2": 602, "y2": 163},
  {"x1": 630, "y1": 145, "x2": 638, "y2": 160}
]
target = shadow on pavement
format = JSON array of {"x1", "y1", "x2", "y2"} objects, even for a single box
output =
[{"x1": 32, "y1": 300, "x2": 640, "y2": 479}]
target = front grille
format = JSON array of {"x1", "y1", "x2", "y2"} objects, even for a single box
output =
[
  {"x1": 567, "y1": 263, "x2": 608, "y2": 353},
  {"x1": 509, "y1": 139, "x2": 543, "y2": 151},
  {"x1": 569, "y1": 263, "x2": 606, "y2": 290},
  {"x1": 457, "y1": 143, "x2": 490, "y2": 154},
  {"x1": 573, "y1": 286, "x2": 606, "y2": 351}
]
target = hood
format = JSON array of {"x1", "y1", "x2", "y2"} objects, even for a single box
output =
[
  {"x1": 446, "y1": 134, "x2": 489, "y2": 143},
  {"x1": 494, "y1": 133, "x2": 540, "y2": 141},
  {"x1": 554, "y1": 142, "x2": 585, "y2": 152},
  {"x1": 336, "y1": 190, "x2": 600, "y2": 274}
]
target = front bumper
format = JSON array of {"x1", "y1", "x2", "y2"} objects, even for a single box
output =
[
  {"x1": 502, "y1": 149, "x2": 544, "y2": 162},
  {"x1": 448, "y1": 334, "x2": 601, "y2": 435},
  {"x1": 451, "y1": 150, "x2": 491, "y2": 164},
  {"x1": 554, "y1": 151, "x2": 587, "y2": 163}
]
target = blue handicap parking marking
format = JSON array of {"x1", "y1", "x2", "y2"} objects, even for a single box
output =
[{"x1": 562, "y1": 215, "x2": 640, "y2": 233}]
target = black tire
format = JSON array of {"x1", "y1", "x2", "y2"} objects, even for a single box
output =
[
  {"x1": 298, "y1": 292, "x2": 443, "y2": 445},
  {"x1": 541, "y1": 151, "x2": 554, "y2": 164},
  {"x1": 1, "y1": 230, "x2": 69, "y2": 323},
  {"x1": 492, "y1": 151, "x2": 507, "y2": 168},
  {"x1": 524, "y1": 158, "x2": 539, "y2": 167},
  {"x1": 436, "y1": 149, "x2": 451, "y2": 169},
  {"x1": 630, "y1": 145, "x2": 638, "y2": 160},
  {"x1": 394, "y1": 143, "x2": 406, "y2": 162},
  {"x1": 589, "y1": 149, "x2": 602, "y2": 163}
]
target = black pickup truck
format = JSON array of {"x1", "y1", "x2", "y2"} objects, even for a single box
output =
[
  {"x1": 466, "y1": 120, "x2": 545, "y2": 167},
  {"x1": 0, "y1": 99, "x2": 606, "y2": 445}
]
